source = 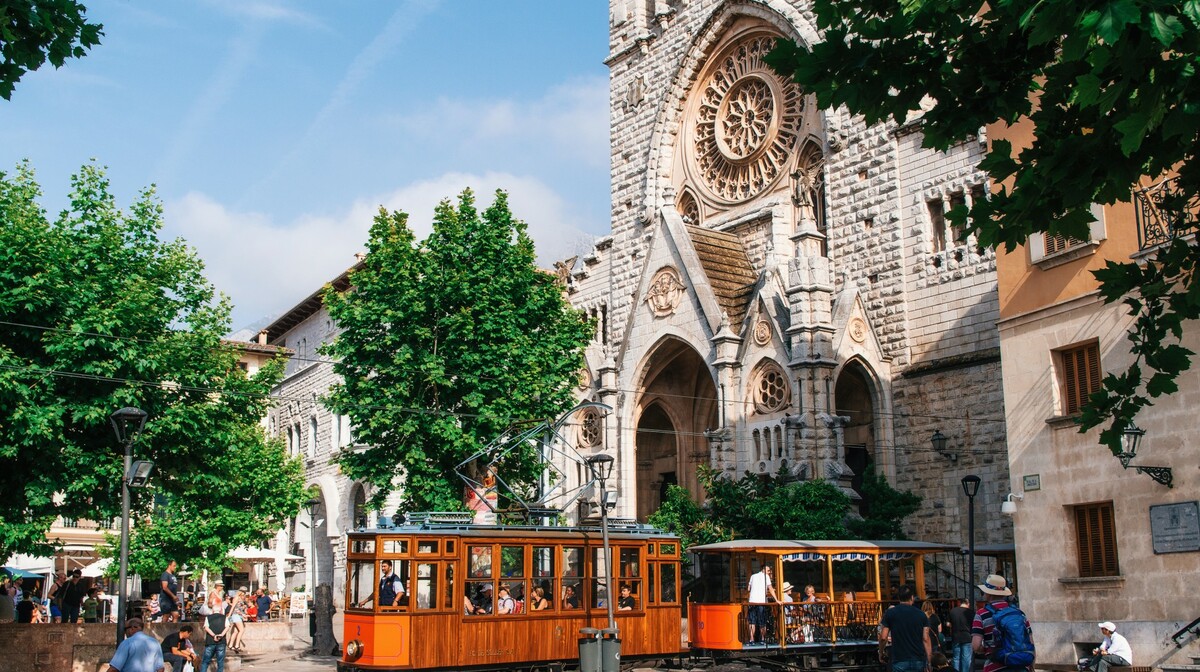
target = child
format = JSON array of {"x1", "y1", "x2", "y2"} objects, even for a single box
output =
[
  {"x1": 932, "y1": 652, "x2": 953, "y2": 672},
  {"x1": 82, "y1": 587, "x2": 99, "y2": 623}
]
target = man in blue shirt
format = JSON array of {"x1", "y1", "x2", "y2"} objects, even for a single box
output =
[{"x1": 108, "y1": 618, "x2": 165, "y2": 672}]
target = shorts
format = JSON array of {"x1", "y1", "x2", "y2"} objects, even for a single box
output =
[
  {"x1": 50, "y1": 605, "x2": 62, "y2": 619},
  {"x1": 159, "y1": 599, "x2": 178, "y2": 614},
  {"x1": 231, "y1": 614, "x2": 244, "y2": 624},
  {"x1": 748, "y1": 604, "x2": 769, "y2": 626}
]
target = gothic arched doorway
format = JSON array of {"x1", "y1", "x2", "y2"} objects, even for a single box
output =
[
  {"x1": 634, "y1": 339, "x2": 718, "y2": 520},
  {"x1": 835, "y1": 360, "x2": 877, "y2": 513}
]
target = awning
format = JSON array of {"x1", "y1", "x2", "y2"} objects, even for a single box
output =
[
  {"x1": 831, "y1": 552, "x2": 874, "y2": 562},
  {"x1": 81, "y1": 558, "x2": 111, "y2": 577},
  {"x1": 781, "y1": 552, "x2": 826, "y2": 562},
  {"x1": 879, "y1": 552, "x2": 914, "y2": 561},
  {"x1": 2, "y1": 566, "x2": 46, "y2": 579}
]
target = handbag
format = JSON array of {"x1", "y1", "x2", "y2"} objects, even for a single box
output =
[
  {"x1": 198, "y1": 602, "x2": 211, "y2": 616},
  {"x1": 182, "y1": 663, "x2": 194, "y2": 672}
]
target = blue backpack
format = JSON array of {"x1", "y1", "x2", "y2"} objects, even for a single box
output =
[{"x1": 985, "y1": 603, "x2": 1036, "y2": 667}]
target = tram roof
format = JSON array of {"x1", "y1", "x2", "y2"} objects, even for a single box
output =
[
  {"x1": 349, "y1": 521, "x2": 677, "y2": 541},
  {"x1": 688, "y1": 539, "x2": 959, "y2": 554}
]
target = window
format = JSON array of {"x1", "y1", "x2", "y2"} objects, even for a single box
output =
[
  {"x1": 1030, "y1": 203, "x2": 1107, "y2": 266},
  {"x1": 948, "y1": 191, "x2": 967, "y2": 244},
  {"x1": 1074, "y1": 502, "x2": 1119, "y2": 577},
  {"x1": 308, "y1": 417, "x2": 318, "y2": 458},
  {"x1": 928, "y1": 198, "x2": 946, "y2": 253},
  {"x1": 1059, "y1": 341, "x2": 1102, "y2": 415}
]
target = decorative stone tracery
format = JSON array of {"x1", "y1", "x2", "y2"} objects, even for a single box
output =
[
  {"x1": 645, "y1": 266, "x2": 687, "y2": 316},
  {"x1": 687, "y1": 32, "x2": 806, "y2": 204},
  {"x1": 753, "y1": 360, "x2": 790, "y2": 414}
]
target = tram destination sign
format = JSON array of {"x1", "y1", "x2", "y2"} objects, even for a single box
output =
[{"x1": 1149, "y1": 501, "x2": 1200, "y2": 554}]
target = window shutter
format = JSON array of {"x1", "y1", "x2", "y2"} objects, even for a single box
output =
[
  {"x1": 1060, "y1": 342, "x2": 1102, "y2": 415},
  {"x1": 1074, "y1": 502, "x2": 1119, "y2": 578},
  {"x1": 1063, "y1": 350, "x2": 1080, "y2": 414}
]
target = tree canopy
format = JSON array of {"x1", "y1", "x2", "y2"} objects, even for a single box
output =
[
  {"x1": 0, "y1": 0, "x2": 103, "y2": 100},
  {"x1": 0, "y1": 162, "x2": 307, "y2": 569},
  {"x1": 648, "y1": 466, "x2": 923, "y2": 550},
  {"x1": 766, "y1": 1, "x2": 1200, "y2": 452},
  {"x1": 323, "y1": 189, "x2": 594, "y2": 513}
]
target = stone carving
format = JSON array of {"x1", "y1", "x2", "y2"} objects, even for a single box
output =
[
  {"x1": 689, "y1": 33, "x2": 805, "y2": 203},
  {"x1": 753, "y1": 319, "x2": 771, "y2": 346},
  {"x1": 579, "y1": 407, "x2": 602, "y2": 447},
  {"x1": 645, "y1": 266, "x2": 686, "y2": 316},
  {"x1": 849, "y1": 316, "x2": 868, "y2": 343},
  {"x1": 553, "y1": 256, "x2": 577, "y2": 287},
  {"x1": 754, "y1": 361, "x2": 790, "y2": 414}
]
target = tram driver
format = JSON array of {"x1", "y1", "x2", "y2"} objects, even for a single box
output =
[{"x1": 358, "y1": 560, "x2": 406, "y2": 609}]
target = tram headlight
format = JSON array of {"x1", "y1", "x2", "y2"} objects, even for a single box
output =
[{"x1": 345, "y1": 639, "x2": 364, "y2": 661}]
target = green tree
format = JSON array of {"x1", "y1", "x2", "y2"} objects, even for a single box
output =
[
  {"x1": 846, "y1": 466, "x2": 922, "y2": 540},
  {"x1": 766, "y1": 1, "x2": 1200, "y2": 453},
  {"x1": 647, "y1": 483, "x2": 734, "y2": 550},
  {"x1": 1, "y1": 0, "x2": 103, "y2": 99},
  {"x1": 0, "y1": 161, "x2": 306, "y2": 566},
  {"x1": 323, "y1": 189, "x2": 594, "y2": 512}
]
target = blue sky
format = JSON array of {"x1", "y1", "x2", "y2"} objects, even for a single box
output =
[{"x1": 0, "y1": 0, "x2": 611, "y2": 330}]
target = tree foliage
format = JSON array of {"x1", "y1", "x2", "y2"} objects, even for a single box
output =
[
  {"x1": 767, "y1": 1, "x2": 1200, "y2": 452},
  {"x1": 845, "y1": 467, "x2": 922, "y2": 540},
  {"x1": 0, "y1": 161, "x2": 307, "y2": 568},
  {"x1": 323, "y1": 189, "x2": 594, "y2": 513},
  {"x1": 0, "y1": 0, "x2": 103, "y2": 100}
]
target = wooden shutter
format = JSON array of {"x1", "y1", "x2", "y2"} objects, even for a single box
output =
[
  {"x1": 1061, "y1": 342, "x2": 1102, "y2": 415},
  {"x1": 1075, "y1": 502, "x2": 1120, "y2": 577}
]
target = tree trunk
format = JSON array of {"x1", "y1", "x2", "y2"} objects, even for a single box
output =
[{"x1": 313, "y1": 583, "x2": 339, "y2": 656}]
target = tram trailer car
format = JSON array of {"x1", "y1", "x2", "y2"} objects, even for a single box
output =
[{"x1": 338, "y1": 519, "x2": 958, "y2": 672}]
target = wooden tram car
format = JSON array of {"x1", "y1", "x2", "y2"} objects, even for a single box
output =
[
  {"x1": 338, "y1": 514, "x2": 686, "y2": 671},
  {"x1": 338, "y1": 515, "x2": 958, "y2": 672}
]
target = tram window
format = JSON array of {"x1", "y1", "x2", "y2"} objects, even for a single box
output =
[
  {"x1": 617, "y1": 582, "x2": 638, "y2": 611},
  {"x1": 466, "y1": 581, "x2": 493, "y2": 615},
  {"x1": 351, "y1": 538, "x2": 375, "y2": 554},
  {"x1": 591, "y1": 579, "x2": 610, "y2": 609},
  {"x1": 445, "y1": 539, "x2": 455, "y2": 554},
  {"x1": 694, "y1": 553, "x2": 731, "y2": 604},
  {"x1": 563, "y1": 547, "x2": 583, "y2": 579},
  {"x1": 347, "y1": 560, "x2": 374, "y2": 610},
  {"x1": 382, "y1": 539, "x2": 409, "y2": 555},
  {"x1": 444, "y1": 563, "x2": 454, "y2": 612},
  {"x1": 500, "y1": 581, "x2": 525, "y2": 613},
  {"x1": 415, "y1": 562, "x2": 438, "y2": 609},
  {"x1": 533, "y1": 546, "x2": 555, "y2": 577},
  {"x1": 561, "y1": 582, "x2": 581, "y2": 609},
  {"x1": 590, "y1": 548, "x2": 610, "y2": 581},
  {"x1": 647, "y1": 563, "x2": 656, "y2": 605},
  {"x1": 620, "y1": 548, "x2": 640, "y2": 577},
  {"x1": 469, "y1": 545, "x2": 492, "y2": 578},
  {"x1": 659, "y1": 562, "x2": 678, "y2": 603},
  {"x1": 500, "y1": 546, "x2": 525, "y2": 579},
  {"x1": 417, "y1": 540, "x2": 438, "y2": 554},
  {"x1": 659, "y1": 542, "x2": 677, "y2": 557},
  {"x1": 531, "y1": 579, "x2": 555, "y2": 611}
]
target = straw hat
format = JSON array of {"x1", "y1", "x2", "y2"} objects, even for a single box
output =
[
  {"x1": 782, "y1": 582, "x2": 795, "y2": 593},
  {"x1": 977, "y1": 574, "x2": 1012, "y2": 596}
]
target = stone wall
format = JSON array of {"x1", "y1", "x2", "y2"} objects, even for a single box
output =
[{"x1": 0, "y1": 621, "x2": 293, "y2": 672}]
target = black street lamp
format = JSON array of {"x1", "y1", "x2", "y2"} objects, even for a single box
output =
[
  {"x1": 961, "y1": 474, "x2": 981, "y2": 602},
  {"x1": 304, "y1": 497, "x2": 321, "y2": 597},
  {"x1": 586, "y1": 453, "x2": 619, "y2": 671},
  {"x1": 110, "y1": 407, "x2": 149, "y2": 644}
]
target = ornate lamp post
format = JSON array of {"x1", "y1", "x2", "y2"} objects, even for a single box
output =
[
  {"x1": 304, "y1": 498, "x2": 321, "y2": 597},
  {"x1": 961, "y1": 474, "x2": 981, "y2": 601},
  {"x1": 1116, "y1": 424, "x2": 1173, "y2": 488},
  {"x1": 586, "y1": 454, "x2": 617, "y2": 637},
  {"x1": 110, "y1": 407, "x2": 149, "y2": 644}
]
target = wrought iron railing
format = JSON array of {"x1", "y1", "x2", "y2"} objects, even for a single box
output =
[{"x1": 1135, "y1": 177, "x2": 1200, "y2": 250}]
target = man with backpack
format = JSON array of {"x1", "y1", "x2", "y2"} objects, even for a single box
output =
[{"x1": 972, "y1": 574, "x2": 1036, "y2": 672}]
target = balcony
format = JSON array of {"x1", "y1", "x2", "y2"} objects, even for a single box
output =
[{"x1": 1136, "y1": 176, "x2": 1200, "y2": 250}]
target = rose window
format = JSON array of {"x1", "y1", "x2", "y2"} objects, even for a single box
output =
[
  {"x1": 579, "y1": 409, "x2": 601, "y2": 447},
  {"x1": 754, "y1": 363, "x2": 790, "y2": 414},
  {"x1": 689, "y1": 34, "x2": 805, "y2": 203}
]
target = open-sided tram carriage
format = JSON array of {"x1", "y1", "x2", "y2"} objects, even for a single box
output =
[
  {"x1": 337, "y1": 514, "x2": 685, "y2": 672},
  {"x1": 337, "y1": 515, "x2": 958, "y2": 672},
  {"x1": 687, "y1": 539, "x2": 959, "y2": 668}
]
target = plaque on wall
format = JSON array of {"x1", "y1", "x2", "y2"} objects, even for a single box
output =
[
  {"x1": 1023, "y1": 474, "x2": 1041, "y2": 491},
  {"x1": 1149, "y1": 501, "x2": 1200, "y2": 554}
]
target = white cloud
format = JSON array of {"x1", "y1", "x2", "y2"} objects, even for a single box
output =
[
  {"x1": 387, "y1": 76, "x2": 610, "y2": 169},
  {"x1": 166, "y1": 172, "x2": 597, "y2": 329}
]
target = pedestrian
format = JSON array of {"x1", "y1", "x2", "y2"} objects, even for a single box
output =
[
  {"x1": 15, "y1": 591, "x2": 37, "y2": 623},
  {"x1": 227, "y1": 587, "x2": 249, "y2": 652},
  {"x1": 62, "y1": 569, "x2": 88, "y2": 623},
  {"x1": 200, "y1": 585, "x2": 230, "y2": 672},
  {"x1": 108, "y1": 617, "x2": 165, "y2": 672},
  {"x1": 0, "y1": 577, "x2": 14, "y2": 623},
  {"x1": 47, "y1": 571, "x2": 67, "y2": 622},
  {"x1": 159, "y1": 560, "x2": 181, "y2": 623},
  {"x1": 1085, "y1": 621, "x2": 1133, "y2": 672},
  {"x1": 746, "y1": 563, "x2": 776, "y2": 645},
  {"x1": 162, "y1": 623, "x2": 200, "y2": 672},
  {"x1": 878, "y1": 584, "x2": 933, "y2": 672},
  {"x1": 254, "y1": 588, "x2": 272, "y2": 622},
  {"x1": 948, "y1": 597, "x2": 975, "y2": 672},
  {"x1": 972, "y1": 574, "x2": 1036, "y2": 672},
  {"x1": 82, "y1": 587, "x2": 100, "y2": 623}
]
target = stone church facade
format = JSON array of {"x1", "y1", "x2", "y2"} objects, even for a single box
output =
[{"x1": 559, "y1": 0, "x2": 1013, "y2": 552}]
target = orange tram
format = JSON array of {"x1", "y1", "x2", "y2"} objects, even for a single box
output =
[{"x1": 338, "y1": 515, "x2": 957, "y2": 672}]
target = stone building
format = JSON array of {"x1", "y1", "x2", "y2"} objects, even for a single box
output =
[{"x1": 557, "y1": 0, "x2": 1013, "y2": 560}]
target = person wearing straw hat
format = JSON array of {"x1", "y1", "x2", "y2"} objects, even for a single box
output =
[
  {"x1": 1085, "y1": 622, "x2": 1132, "y2": 672},
  {"x1": 972, "y1": 574, "x2": 1035, "y2": 672}
]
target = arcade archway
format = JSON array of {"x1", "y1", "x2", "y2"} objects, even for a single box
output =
[{"x1": 835, "y1": 360, "x2": 878, "y2": 513}]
